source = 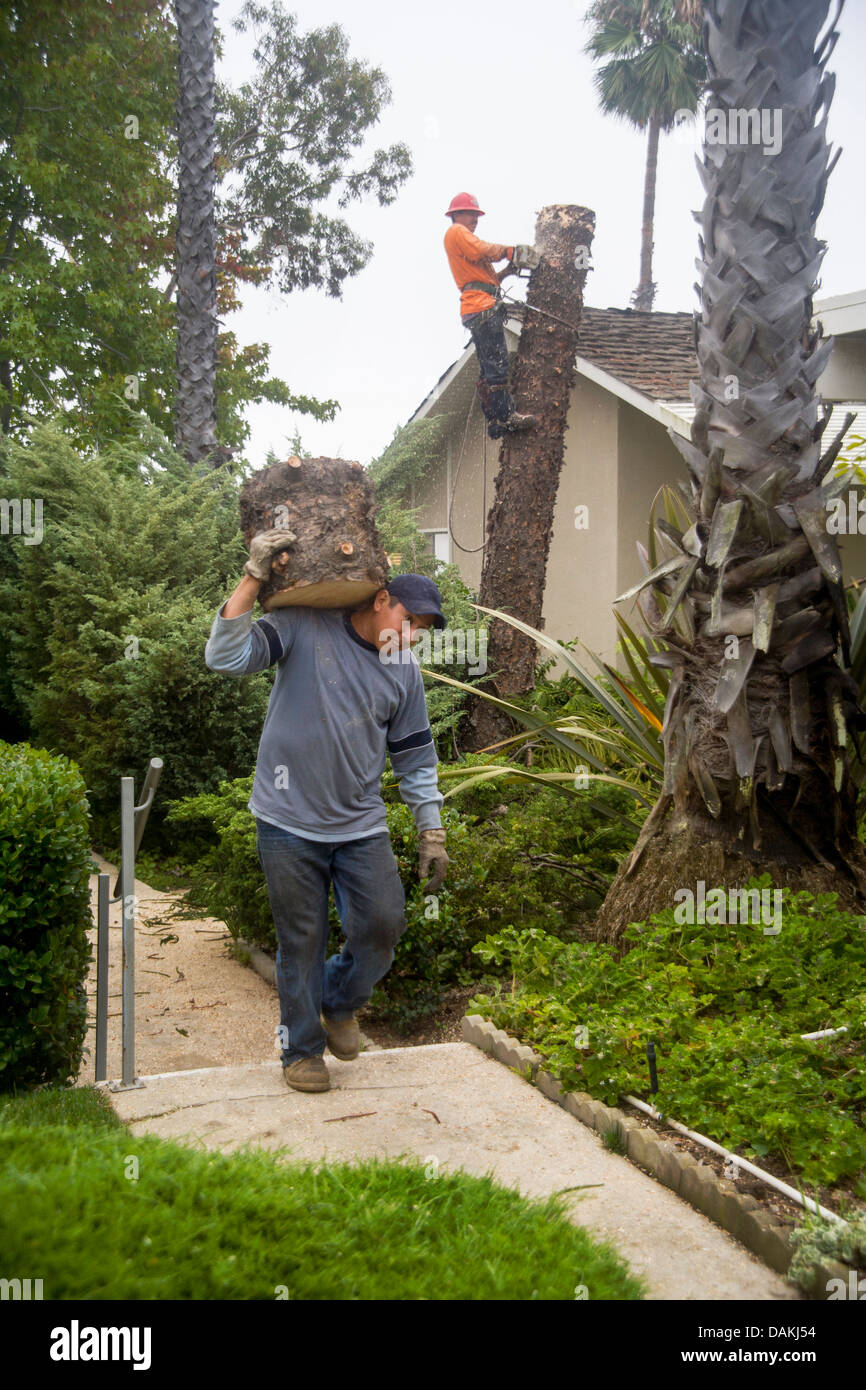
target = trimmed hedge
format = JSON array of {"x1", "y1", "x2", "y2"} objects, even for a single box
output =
[{"x1": 0, "y1": 742, "x2": 94, "y2": 1089}]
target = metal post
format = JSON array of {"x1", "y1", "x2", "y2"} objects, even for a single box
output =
[
  {"x1": 119, "y1": 776, "x2": 136, "y2": 1089},
  {"x1": 97, "y1": 757, "x2": 162, "y2": 1092},
  {"x1": 112, "y1": 757, "x2": 163, "y2": 899},
  {"x1": 95, "y1": 874, "x2": 110, "y2": 1082}
]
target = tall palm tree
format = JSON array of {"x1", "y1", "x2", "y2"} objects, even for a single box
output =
[
  {"x1": 596, "y1": 0, "x2": 865, "y2": 943},
  {"x1": 585, "y1": 0, "x2": 706, "y2": 310},
  {"x1": 174, "y1": 0, "x2": 218, "y2": 464}
]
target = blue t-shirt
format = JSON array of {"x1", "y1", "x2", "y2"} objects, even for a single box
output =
[{"x1": 204, "y1": 604, "x2": 444, "y2": 842}]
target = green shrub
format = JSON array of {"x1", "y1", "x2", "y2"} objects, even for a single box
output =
[
  {"x1": 164, "y1": 775, "x2": 272, "y2": 944},
  {"x1": 0, "y1": 420, "x2": 270, "y2": 848},
  {"x1": 0, "y1": 741, "x2": 94, "y2": 1090},
  {"x1": 470, "y1": 882, "x2": 866, "y2": 1189}
]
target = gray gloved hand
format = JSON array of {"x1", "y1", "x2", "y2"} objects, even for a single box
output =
[
  {"x1": 513, "y1": 244, "x2": 541, "y2": 271},
  {"x1": 244, "y1": 526, "x2": 297, "y2": 582},
  {"x1": 418, "y1": 828, "x2": 449, "y2": 894}
]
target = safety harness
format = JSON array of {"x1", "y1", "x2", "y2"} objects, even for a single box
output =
[{"x1": 462, "y1": 279, "x2": 501, "y2": 299}]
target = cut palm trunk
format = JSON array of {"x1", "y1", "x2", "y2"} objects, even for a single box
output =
[
  {"x1": 239, "y1": 456, "x2": 389, "y2": 611},
  {"x1": 464, "y1": 203, "x2": 595, "y2": 752},
  {"x1": 596, "y1": 0, "x2": 866, "y2": 943}
]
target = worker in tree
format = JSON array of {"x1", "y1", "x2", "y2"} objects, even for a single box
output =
[
  {"x1": 444, "y1": 192, "x2": 540, "y2": 439},
  {"x1": 205, "y1": 533, "x2": 449, "y2": 1095}
]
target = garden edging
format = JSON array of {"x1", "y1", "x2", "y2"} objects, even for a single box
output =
[{"x1": 461, "y1": 1012, "x2": 850, "y2": 1301}]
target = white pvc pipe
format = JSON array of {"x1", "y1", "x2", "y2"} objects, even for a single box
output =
[
  {"x1": 800, "y1": 1026, "x2": 848, "y2": 1041},
  {"x1": 621, "y1": 1094, "x2": 845, "y2": 1225}
]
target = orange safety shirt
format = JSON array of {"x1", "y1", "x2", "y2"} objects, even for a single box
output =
[{"x1": 443, "y1": 223, "x2": 514, "y2": 318}]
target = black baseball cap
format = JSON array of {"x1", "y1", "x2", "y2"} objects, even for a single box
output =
[{"x1": 385, "y1": 574, "x2": 446, "y2": 629}]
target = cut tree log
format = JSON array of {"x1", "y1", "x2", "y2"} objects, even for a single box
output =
[
  {"x1": 239, "y1": 456, "x2": 389, "y2": 612},
  {"x1": 463, "y1": 203, "x2": 595, "y2": 752}
]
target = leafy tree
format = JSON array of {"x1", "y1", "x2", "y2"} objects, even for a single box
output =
[
  {"x1": 0, "y1": 0, "x2": 177, "y2": 440},
  {"x1": 584, "y1": 0, "x2": 706, "y2": 310},
  {"x1": 216, "y1": 0, "x2": 412, "y2": 300},
  {"x1": 0, "y1": 417, "x2": 270, "y2": 842},
  {"x1": 0, "y1": 0, "x2": 410, "y2": 452}
]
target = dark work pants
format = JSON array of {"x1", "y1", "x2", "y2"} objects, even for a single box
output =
[
  {"x1": 255, "y1": 819, "x2": 407, "y2": 1067},
  {"x1": 462, "y1": 304, "x2": 515, "y2": 439}
]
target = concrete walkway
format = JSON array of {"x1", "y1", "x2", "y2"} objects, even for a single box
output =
[{"x1": 104, "y1": 1042, "x2": 800, "y2": 1302}]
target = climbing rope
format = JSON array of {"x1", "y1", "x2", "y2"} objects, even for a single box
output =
[{"x1": 447, "y1": 389, "x2": 490, "y2": 555}]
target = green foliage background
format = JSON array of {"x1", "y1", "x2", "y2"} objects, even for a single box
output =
[{"x1": 0, "y1": 420, "x2": 270, "y2": 843}]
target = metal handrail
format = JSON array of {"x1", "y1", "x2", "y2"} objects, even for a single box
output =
[{"x1": 94, "y1": 757, "x2": 163, "y2": 1090}]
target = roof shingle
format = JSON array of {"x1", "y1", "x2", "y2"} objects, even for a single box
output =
[{"x1": 576, "y1": 306, "x2": 697, "y2": 400}]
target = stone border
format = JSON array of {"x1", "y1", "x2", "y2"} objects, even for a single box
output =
[{"x1": 461, "y1": 1013, "x2": 851, "y2": 1301}]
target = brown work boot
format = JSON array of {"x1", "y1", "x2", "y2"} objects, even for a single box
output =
[
  {"x1": 321, "y1": 1012, "x2": 361, "y2": 1061},
  {"x1": 504, "y1": 412, "x2": 537, "y2": 433},
  {"x1": 283, "y1": 1056, "x2": 330, "y2": 1092}
]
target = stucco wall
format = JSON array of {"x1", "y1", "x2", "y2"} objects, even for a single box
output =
[{"x1": 542, "y1": 375, "x2": 620, "y2": 658}]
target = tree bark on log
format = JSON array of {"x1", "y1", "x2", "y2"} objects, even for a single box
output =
[
  {"x1": 462, "y1": 204, "x2": 595, "y2": 753},
  {"x1": 239, "y1": 456, "x2": 389, "y2": 611}
]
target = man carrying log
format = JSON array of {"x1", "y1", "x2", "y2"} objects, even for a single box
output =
[
  {"x1": 205, "y1": 531, "x2": 449, "y2": 1094},
  {"x1": 444, "y1": 191, "x2": 540, "y2": 439}
]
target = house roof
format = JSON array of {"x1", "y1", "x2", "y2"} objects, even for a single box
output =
[
  {"x1": 409, "y1": 296, "x2": 866, "y2": 434},
  {"x1": 575, "y1": 307, "x2": 696, "y2": 399}
]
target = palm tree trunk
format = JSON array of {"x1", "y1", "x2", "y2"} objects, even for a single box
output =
[
  {"x1": 462, "y1": 204, "x2": 594, "y2": 753},
  {"x1": 632, "y1": 110, "x2": 661, "y2": 311},
  {"x1": 174, "y1": 0, "x2": 218, "y2": 464},
  {"x1": 597, "y1": 0, "x2": 866, "y2": 943}
]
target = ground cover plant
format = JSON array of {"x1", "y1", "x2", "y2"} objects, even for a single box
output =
[
  {"x1": 0, "y1": 1085, "x2": 646, "y2": 1301},
  {"x1": 469, "y1": 880, "x2": 866, "y2": 1194}
]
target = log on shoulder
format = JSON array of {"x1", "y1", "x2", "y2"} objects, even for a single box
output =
[{"x1": 239, "y1": 455, "x2": 390, "y2": 611}]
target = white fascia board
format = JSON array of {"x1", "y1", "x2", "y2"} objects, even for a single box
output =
[
  {"x1": 573, "y1": 355, "x2": 693, "y2": 438},
  {"x1": 812, "y1": 290, "x2": 866, "y2": 336},
  {"x1": 409, "y1": 316, "x2": 523, "y2": 424},
  {"x1": 409, "y1": 344, "x2": 476, "y2": 422}
]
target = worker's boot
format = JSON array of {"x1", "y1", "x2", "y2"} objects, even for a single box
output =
[
  {"x1": 283, "y1": 1056, "x2": 330, "y2": 1092},
  {"x1": 321, "y1": 1012, "x2": 361, "y2": 1061},
  {"x1": 504, "y1": 412, "x2": 537, "y2": 433}
]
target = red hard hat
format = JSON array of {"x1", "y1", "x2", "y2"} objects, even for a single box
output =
[{"x1": 445, "y1": 192, "x2": 485, "y2": 217}]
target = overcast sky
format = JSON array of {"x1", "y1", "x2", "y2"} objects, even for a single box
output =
[{"x1": 214, "y1": 0, "x2": 866, "y2": 470}]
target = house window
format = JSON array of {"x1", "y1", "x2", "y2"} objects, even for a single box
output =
[{"x1": 420, "y1": 529, "x2": 450, "y2": 564}]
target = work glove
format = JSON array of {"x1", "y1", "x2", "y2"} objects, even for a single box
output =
[
  {"x1": 418, "y1": 828, "x2": 449, "y2": 894},
  {"x1": 513, "y1": 243, "x2": 541, "y2": 271},
  {"x1": 244, "y1": 525, "x2": 297, "y2": 582}
]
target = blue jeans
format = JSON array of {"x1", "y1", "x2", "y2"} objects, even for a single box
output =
[
  {"x1": 255, "y1": 819, "x2": 407, "y2": 1066},
  {"x1": 463, "y1": 304, "x2": 515, "y2": 437}
]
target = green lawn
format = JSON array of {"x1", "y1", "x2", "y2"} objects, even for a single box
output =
[{"x1": 0, "y1": 1085, "x2": 645, "y2": 1301}]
